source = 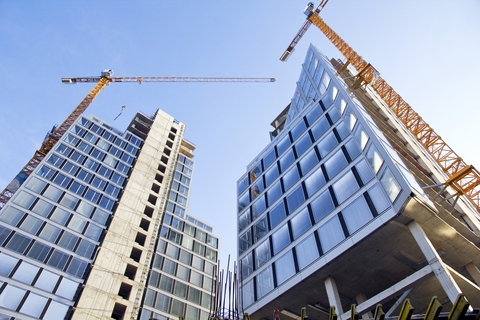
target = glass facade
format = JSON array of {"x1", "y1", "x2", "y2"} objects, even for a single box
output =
[
  {"x1": 139, "y1": 154, "x2": 219, "y2": 320},
  {"x1": 237, "y1": 45, "x2": 425, "y2": 310},
  {"x1": 0, "y1": 115, "x2": 141, "y2": 319}
]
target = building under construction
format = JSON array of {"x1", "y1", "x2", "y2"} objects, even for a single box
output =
[{"x1": 237, "y1": 30, "x2": 480, "y2": 320}]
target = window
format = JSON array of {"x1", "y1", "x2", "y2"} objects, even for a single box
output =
[
  {"x1": 318, "y1": 216, "x2": 345, "y2": 253},
  {"x1": 304, "y1": 167, "x2": 326, "y2": 197},
  {"x1": 256, "y1": 265, "x2": 274, "y2": 298},
  {"x1": 269, "y1": 201, "x2": 286, "y2": 229},
  {"x1": 264, "y1": 163, "x2": 279, "y2": 187},
  {"x1": 317, "y1": 131, "x2": 338, "y2": 158},
  {"x1": 34, "y1": 269, "x2": 59, "y2": 292},
  {"x1": 251, "y1": 195, "x2": 266, "y2": 220},
  {"x1": 0, "y1": 285, "x2": 26, "y2": 310},
  {"x1": 0, "y1": 253, "x2": 18, "y2": 276},
  {"x1": 237, "y1": 174, "x2": 249, "y2": 195},
  {"x1": 291, "y1": 120, "x2": 307, "y2": 141},
  {"x1": 380, "y1": 168, "x2": 402, "y2": 202},
  {"x1": 47, "y1": 249, "x2": 69, "y2": 270},
  {"x1": 27, "y1": 242, "x2": 51, "y2": 262},
  {"x1": 332, "y1": 170, "x2": 359, "y2": 204},
  {"x1": 50, "y1": 207, "x2": 70, "y2": 225},
  {"x1": 242, "y1": 279, "x2": 255, "y2": 308},
  {"x1": 366, "y1": 144, "x2": 384, "y2": 174},
  {"x1": 0, "y1": 206, "x2": 24, "y2": 226},
  {"x1": 55, "y1": 277, "x2": 78, "y2": 300},
  {"x1": 255, "y1": 238, "x2": 271, "y2": 268},
  {"x1": 262, "y1": 149, "x2": 276, "y2": 169},
  {"x1": 276, "y1": 135, "x2": 291, "y2": 156},
  {"x1": 60, "y1": 193, "x2": 79, "y2": 210},
  {"x1": 368, "y1": 184, "x2": 390, "y2": 214},
  {"x1": 295, "y1": 133, "x2": 313, "y2": 157},
  {"x1": 354, "y1": 124, "x2": 369, "y2": 150},
  {"x1": 241, "y1": 252, "x2": 254, "y2": 279},
  {"x1": 238, "y1": 190, "x2": 250, "y2": 212},
  {"x1": 19, "y1": 215, "x2": 43, "y2": 234},
  {"x1": 290, "y1": 207, "x2": 312, "y2": 240},
  {"x1": 306, "y1": 104, "x2": 323, "y2": 126},
  {"x1": 286, "y1": 185, "x2": 305, "y2": 213},
  {"x1": 295, "y1": 234, "x2": 319, "y2": 270},
  {"x1": 355, "y1": 159, "x2": 375, "y2": 184},
  {"x1": 239, "y1": 230, "x2": 252, "y2": 255},
  {"x1": 253, "y1": 216, "x2": 268, "y2": 243},
  {"x1": 275, "y1": 251, "x2": 296, "y2": 285},
  {"x1": 299, "y1": 148, "x2": 319, "y2": 175},
  {"x1": 271, "y1": 224, "x2": 290, "y2": 255},
  {"x1": 282, "y1": 165, "x2": 300, "y2": 191},
  {"x1": 310, "y1": 190, "x2": 335, "y2": 223},
  {"x1": 311, "y1": 117, "x2": 330, "y2": 141},
  {"x1": 324, "y1": 149, "x2": 348, "y2": 179},
  {"x1": 341, "y1": 196, "x2": 373, "y2": 235},
  {"x1": 267, "y1": 181, "x2": 282, "y2": 207},
  {"x1": 279, "y1": 149, "x2": 295, "y2": 172},
  {"x1": 68, "y1": 215, "x2": 87, "y2": 233},
  {"x1": 39, "y1": 223, "x2": 61, "y2": 242},
  {"x1": 13, "y1": 191, "x2": 36, "y2": 209},
  {"x1": 6, "y1": 233, "x2": 31, "y2": 254}
]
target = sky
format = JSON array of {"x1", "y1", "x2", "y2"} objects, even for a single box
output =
[{"x1": 1, "y1": 1, "x2": 479, "y2": 275}]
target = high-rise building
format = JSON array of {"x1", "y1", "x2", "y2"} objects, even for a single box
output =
[
  {"x1": 237, "y1": 45, "x2": 480, "y2": 319},
  {"x1": 0, "y1": 109, "x2": 219, "y2": 320}
]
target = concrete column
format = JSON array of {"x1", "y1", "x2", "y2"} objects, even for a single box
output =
[
  {"x1": 325, "y1": 277, "x2": 344, "y2": 315},
  {"x1": 408, "y1": 221, "x2": 462, "y2": 303},
  {"x1": 465, "y1": 263, "x2": 480, "y2": 286},
  {"x1": 355, "y1": 293, "x2": 373, "y2": 319}
]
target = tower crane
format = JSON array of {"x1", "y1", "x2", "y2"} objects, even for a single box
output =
[
  {"x1": 0, "y1": 71, "x2": 275, "y2": 209},
  {"x1": 280, "y1": 3, "x2": 480, "y2": 214}
]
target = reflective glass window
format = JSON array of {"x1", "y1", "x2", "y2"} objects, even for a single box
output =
[
  {"x1": 269, "y1": 201, "x2": 286, "y2": 229},
  {"x1": 42, "y1": 300, "x2": 69, "y2": 320},
  {"x1": 0, "y1": 285, "x2": 26, "y2": 310},
  {"x1": 271, "y1": 223, "x2": 290, "y2": 255},
  {"x1": 256, "y1": 265, "x2": 274, "y2": 298},
  {"x1": 19, "y1": 215, "x2": 43, "y2": 234},
  {"x1": 34, "y1": 269, "x2": 59, "y2": 292},
  {"x1": 176, "y1": 265, "x2": 189, "y2": 281},
  {"x1": 66, "y1": 257, "x2": 87, "y2": 278},
  {"x1": 267, "y1": 181, "x2": 282, "y2": 206},
  {"x1": 333, "y1": 171, "x2": 360, "y2": 204},
  {"x1": 328, "y1": 106, "x2": 341, "y2": 124},
  {"x1": 251, "y1": 178, "x2": 264, "y2": 201},
  {"x1": 306, "y1": 104, "x2": 323, "y2": 126},
  {"x1": 345, "y1": 139, "x2": 361, "y2": 160},
  {"x1": 279, "y1": 149, "x2": 295, "y2": 173},
  {"x1": 286, "y1": 185, "x2": 305, "y2": 213},
  {"x1": 310, "y1": 189, "x2": 335, "y2": 223},
  {"x1": 159, "y1": 275, "x2": 174, "y2": 292},
  {"x1": 354, "y1": 124, "x2": 369, "y2": 150},
  {"x1": 366, "y1": 144, "x2": 384, "y2": 174},
  {"x1": 190, "y1": 271, "x2": 203, "y2": 287},
  {"x1": 255, "y1": 238, "x2": 271, "y2": 268},
  {"x1": 282, "y1": 165, "x2": 300, "y2": 191},
  {"x1": 76, "y1": 238, "x2": 96, "y2": 259},
  {"x1": 304, "y1": 167, "x2": 326, "y2": 198},
  {"x1": 296, "y1": 233, "x2": 319, "y2": 270},
  {"x1": 55, "y1": 277, "x2": 78, "y2": 299},
  {"x1": 76, "y1": 201, "x2": 94, "y2": 217},
  {"x1": 239, "y1": 230, "x2": 252, "y2": 255},
  {"x1": 25, "y1": 176, "x2": 47, "y2": 193},
  {"x1": 242, "y1": 279, "x2": 255, "y2": 308},
  {"x1": 276, "y1": 135, "x2": 291, "y2": 156},
  {"x1": 20, "y1": 292, "x2": 48, "y2": 318},
  {"x1": 249, "y1": 164, "x2": 262, "y2": 184},
  {"x1": 356, "y1": 159, "x2": 375, "y2": 184},
  {"x1": 155, "y1": 293, "x2": 171, "y2": 312},
  {"x1": 50, "y1": 207, "x2": 70, "y2": 225},
  {"x1": 47, "y1": 249, "x2": 69, "y2": 270},
  {"x1": 291, "y1": 120, "x2": 307, "y2": 141},
  {"x1": 13, "y1": 191, "x2": 36, "y2": 209},
  {"x1": 275, "y1": 251, "x2": 296, "y2": 285},
  {"x1": 251, "y1": 195, "x2": 266, "y2": 220},
  {"x1": 39, "y1": 223, "x2": 61, "y2": 242},
  {"x1": 318, "y1": 216, "x2": 345, "y2": 253},
  {"x1": 324, "y1": 150, "x2": 348, "y2": 179},
  {"x1": 0, "y1": 206, "x2": 24, "y2": 226},
  {"x1": 238, "y1": 190, "x2": 250, "y2": 212},
  {"x1": 43, "y1": 185, "x2": 62, "y2": 202},
  {"x1": 335, "y1": 121, "x2": 350, "y2": 141},
  {"x1": 60, "y1": 193, "x2": 79, "y2": 210},
  {"x1": 290, "y1": 207, "x2": 312, "y2": 240},
  {"x1": 317, "y1": 131, "x2": 338, "y2": 158},
  {"x1": 253, "y1": 216, "x2": 268, "y2": 243},
  {"x1": 238, "y1": 210, "x2": 250, "y2": 232},
  {"x1": 295, "y1": 133, "x2": 313, "y2": 157},
  {"x1": 241, "y1": 252, "x2": 254, "y2": 279},
  {"x1": 31, "y1": 199, "x2": 53, "y2": 217},
  {"x1": 6, "y1": 233, "x2": 31, "y2": 254},
  {"x1": 342, "y1": 196, "x2": 373, "y2": 235},
  {"x1": 368, "y1": 184, "x2": 390, "y2": 214},
  {"x1": 0, "y1": 253, "x2": 18, "y2": 276},
  {"x1": 27, "y1": 242, "x2": 51, "y2": 262},
  {"x1": 264, "y1": 164, "x2": 279, "y2": 187},
  {"x1": 262, "y1": 149, "x2": 276, "y2": 170},
  {"x1": 299, "y1": 148, "x2": 319, "y2": 175},
  {"x1": 380, "y1": 168, "x2": 402, "y2": 202}
]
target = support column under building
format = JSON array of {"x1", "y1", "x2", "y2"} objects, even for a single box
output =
[
  {"x1": 408, "y1": 220, "x2": 463, "y2": 303},
  {"x1": 355, "y1": 293, "x2": 373, "y2": 319},
  {"x1": 325, "y1": 277, "x2": 344, "y2": 315}
]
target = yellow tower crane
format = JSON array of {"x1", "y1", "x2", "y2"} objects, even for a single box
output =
[
  {"x1": 0, "y1": 70, "x2": 275, "y2": 209},
  {"x1": 280, "y1": 2, "x2": 480, "y2": 214}
]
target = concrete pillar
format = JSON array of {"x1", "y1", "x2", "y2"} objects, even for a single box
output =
[
  {"x1": 355, "y1": 293, "x2": 373, "y2": 319},
  {"x1": 408, "y1": 221, "x2": 462, "y2": 303},
  {"x1": 465, "y1": 263, "x2": 480, "y2": 286},
  {"x1": 325, "y1": 277, "x2": 344, "y2": 315}
]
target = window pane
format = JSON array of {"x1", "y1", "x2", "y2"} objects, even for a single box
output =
[
  {"x1": 275, "y1": 251, "x2": 296, "y2": 285},
  {"x1": 295, "y1": 234, "x2": 319, "y2": 269},
  {"x1": 291, "y1": 120, "x2": 307, "y2": 141},
  {"x1": 310, "y1": 189, "x2": 335, "y2": 223},
  {"x1": 341, "y1": 196, "x2": 373, "y2": 234},
  {"x1": 253, "y1": 216, "x2": 268, "y2": 243},
  {"x1": 256, "y1": 265, "x2": 274, "y2": 298},
  {"x1": 279, "y1": 149, "x2": 295, "y2": 173},
  {"x1": 276, "y1": 135, "x2": 291, "y2": 156},
  {"x1": 324, "y1": 150, "x2": 348, "y2": 180},
  {"x1": 0, "y1": 253, "x2": 18, "y2": 276},
  {"x1": 355, "y1": 159, "x2": 375, "y2": 184},
  {"x1": 269, "y1": 201, "x2": 286, "y2": 229},
  {"x1": 12, "y1": 261, "x2": 39, "y2": 284},
  {"x1": 299, "y1": 148, "x2": 319, "y2": 175},
  {"x1": 6, "y1": 233, "x2": 31, "y2": 254},
  {"x1": 267, "y1": 181, "x2": 282, "y2": 207},
  {"x1": 0, "y1": 206, "x2": 24, "y2": 226},
  {"x1": 255, "y1": 238, "x2": 271, "y2": 268},
  {"x1": 294, "y1": 133, "x2": 313, "y2": 157},
  {"x1": 0, "y1": 285, "x2": 26, "y2": 310},
  {"x1": 20, "y1": 292, "x2": 48, "y2": 318},
  {"x1": 42, "y1": 300, "x2": 69, "y2": 320},
  {"x1": 318, "y1": 216, "x2": 345, "y2": 253},
  {"x1": 34, "y1": 269, "x2": 59, "y2": 292},
  {"x1": 39, "y1": 223, "x2": 61, "y2": 242},
  {"x1": 264, "y1": 164, "x2": 279, "y2": 187},
  {"x1": 282, "y1": 166, "x2": 300, "y2": 191},
  {"x1": 366, "y1": 144, "x2": 384, "y2": 173},
  {"x1": 12, "y1": 191, "x2": 36, "y2": 209},
  {"x1": 317, "y1": 132, "x2": 338, "y2": 158},
  {"x1": 19, "y1": 215, "x2": 43, "y2": 234},
  {"x1": 311, "y1": 117, "x2": 330, "y2": 141},
  {"x1": 262, "y1": 149, "x2": 276, "y2": 170},
  {"x1": 286, "y1": 185, "x2": 305, "y2": 213},
  {"x1": 332, "y1": 171, "x2": 359, "y2": 204},
  {"x1": 271, "y1": 224, "x2": 290, "y2": 255},
  {"x1": 55, "y1": 277, "x2": 78, "y2": 299},
  {"x1": 380, "y1": 168, "x2": 402, "y2": 202},
  {"x1": 242, "y1": 279, "x2": 255, "y2": 308},
  {"x1": 31, "y1": 199, "x2": 53, "y2": 217},
  {"x1": 368, "y1": 184, "x2": 390, "y2": 214},
  {"x1": 27, "y1": 241, "x2": 51, "y2": 262},
  {"x1": 304, "y1": 167, "x2": 326, "y2": 198},
  {"x1": 251, "y1": 195, "x2": 266, "y2": 220},
  {"x1": 290, "y1": 207, "x2": 312, "y2": 240}
]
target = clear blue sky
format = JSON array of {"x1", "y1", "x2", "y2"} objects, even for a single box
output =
[{"x1": 1, "y1": 1, "x2": 479, "y2": 272}]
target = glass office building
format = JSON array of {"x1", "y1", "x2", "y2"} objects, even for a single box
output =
[
  {"x1": 237, "y1": 45, "x2": 480, "y2": 319},
  {"x1": 0, "y1": 109, "x2": 218, "y2": 320}
]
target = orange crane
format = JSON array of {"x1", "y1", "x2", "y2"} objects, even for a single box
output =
[
  {"x1": 280, "y1": 3, "x2": 480, "y2": 213},
  {"x1": 0, "y1": 70, "x2": 275, "y2": 209}
]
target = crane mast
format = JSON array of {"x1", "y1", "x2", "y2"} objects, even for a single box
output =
[
  {"x1": 280, "y1": 4, "x2": 480, "y2": 213},
  {"x1": 0, "y1": 72, "x2": 275, "y2": 209}
]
